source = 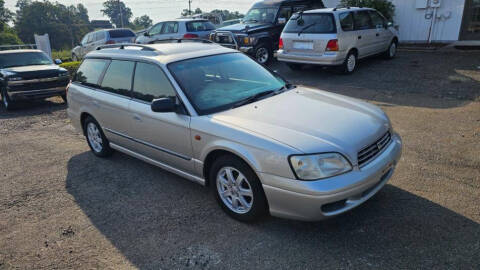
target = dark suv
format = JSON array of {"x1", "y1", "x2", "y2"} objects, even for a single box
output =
[{"x1": 210, "y1": 0, "x2": 324, "y2": 64}]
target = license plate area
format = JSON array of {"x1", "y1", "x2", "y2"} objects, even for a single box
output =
[{"x1": 293, "y1": 41, "x2": 314, "y2": 50}]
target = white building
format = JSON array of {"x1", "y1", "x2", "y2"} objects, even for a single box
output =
[{"x1": 323, "y1": 0, "x2": 480, "y2": 43}]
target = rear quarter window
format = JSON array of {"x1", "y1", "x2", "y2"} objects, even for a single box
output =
[
  {"x1": 339, "y1": 12, "x2": 354, "y2": 31},
  {"x1": 108, "y1": 29, "x2": 135, "y2": 38},
  {"x1": 186, "y1": 21, "x2": 215, "y2": 32},
  {"x1": 74, "y1": 59, "x2": 109, "y2": 88},
  {"x1": 283, "y1": 13, "x2": 336, "y2": 34}
]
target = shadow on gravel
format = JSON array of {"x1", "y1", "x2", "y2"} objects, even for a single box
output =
[
  {"x1": 66, "y1": 151, "x2": 480, "y2": 269},
  {"x1": 0, "y1": 98, "x2": 66, "y2": 119},
  {"x1": 273, "y1": 51, "x2": 480, "y2": 109}
]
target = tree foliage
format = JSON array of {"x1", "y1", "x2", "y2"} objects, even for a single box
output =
[
  {"x1": 210, "y1": 9, "x2": 244, "y2": 21},
  {"x1": 132, "y1": 15, "x2": 152, "y2": 30},
  {"x1": 0, "y1": 0, "x2": 21, "y2": 44},
  {"x1": 101, "y1": 0, "x2": 132, "y2": 28},
  {"x1": 181, "y1": 7, "x2": 202, "y2": 17},
  {"x1": 14, "y1": 0, "x2": 91, "y2": 50},
  {"x1": 339, "y1": 0, "x2": 395, "y2": 21}
]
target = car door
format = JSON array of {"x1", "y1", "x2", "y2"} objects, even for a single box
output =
[
  {"x1": 369, "y1": 10, "x2": 391, "y2": 53},
  {"x1": 93, "y1": 59, "x2": 137, "y2": 150},
  {"x1": 128, "y1": 61, "x2": 194, "y2": 174},
  {"x1": 160, "y1": 21, "x2": 180, "y2": 39},
  {"x1": 84, "y1": 33, "x2": 97, "y2": 55},
  {"x1": 147, "y1": 22, "x2": 164, "y2": 42},
  {"x1": 352, "y1": 10, "x2": 377, "y2": 57}
]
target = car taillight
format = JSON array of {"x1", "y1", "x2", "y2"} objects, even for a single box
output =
[
  {"x1": 326, "y1": 39, "x2": 339, "y2": 51},
  {"x1": 106, "y1": 40, "x2": 115, "y2": 44},
  {"x1": 279, "y1": 38, "x2": 283, "y2": 50},
  {"x1": 183, "y1": 33, "x2": 198, "y2": 39}
]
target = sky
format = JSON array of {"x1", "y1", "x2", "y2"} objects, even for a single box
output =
[{"x1": 4, "y1": 0, "x2": 256, "y2": 22}]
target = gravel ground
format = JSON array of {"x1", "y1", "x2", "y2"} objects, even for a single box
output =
[{"x1": 1, "y1": 51, "x2": 479, "y2": 269}]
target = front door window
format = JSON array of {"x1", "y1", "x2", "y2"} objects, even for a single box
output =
[{"x1": 461, "y1": 0, "x2": 480, "y2": 40}]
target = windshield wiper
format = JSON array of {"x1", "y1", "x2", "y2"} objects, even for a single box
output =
[
  {"x1": 298, "y1": 22, "x2": 317, "y2": 36},
  {"x1": 232, "y1": 90, "x2": 275, "y2": 108},
  {"x1": 244, "y1": 19, "x2": 258, "y2": 23}
]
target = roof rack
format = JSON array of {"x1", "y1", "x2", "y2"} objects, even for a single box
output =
[
  {"x1": 151, "y1": 38, "x2": 214, "y2": 44},
  {"x1": 96, "y1": 44, "x2": 156, "y2": 51}
]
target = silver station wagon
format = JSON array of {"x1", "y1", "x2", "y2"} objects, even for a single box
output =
[
  {"x1": 277, "y1": 7, "x2": 398, "y2": 73},
  {"x1": 67, "y1": 41, "x2": 402, "y2": 221}
]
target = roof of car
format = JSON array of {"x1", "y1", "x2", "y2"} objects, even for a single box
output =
[
  {"x1": 86, "y1": 42, "x2": 236, "y2": 64},
  {"x1": 303, "y1": 7, "x2": 373, "y2": 13},
  {"x1": 0, "y1": 49, "x2": 44, "y2": 54}
]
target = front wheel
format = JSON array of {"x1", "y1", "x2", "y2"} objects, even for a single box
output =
[
  {"x1": 61, "y1": 94, "x2": 67, "y2": 103},
  {"x1": 1, "y1": 88, "x2": 15, "y2": 110},
  {"x1": 254, "y1": 43, "x2": 272, "y2": 65},
  {"x1": 384, "y1": 40, "x2": 397, "y2": 59},
  {"x1": 210, "y1": 155, "x2": 268, "y2": 222},
  {"x1": 83, "y1": 117, "x2": 113, "y2": 157}
]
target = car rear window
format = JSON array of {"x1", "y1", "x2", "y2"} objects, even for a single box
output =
[
  {"x1": 108, "y1": 29, "x2": 135, "y2": 38},
  {"x1": 283, "y1": 13, "x2": 336, "y2": 34},
  {"x1": 186, "y1": 21, "x2": 215, "y2": 32}
]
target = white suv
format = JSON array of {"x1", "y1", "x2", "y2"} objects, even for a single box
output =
[
  {"x1": 135, "y1": 19, "x2": 215, "y2": 44},
  {"x1": 277, "y1": 7, "x2": 398, "y2": 73}
]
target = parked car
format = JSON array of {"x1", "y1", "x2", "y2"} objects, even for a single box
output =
[
  {"x1": 277, "y1": 7, "x2": 398, "y2": 73},
  {"x1": 67, "y1": 42, "x2": 402, "y2": 222},
  {"x1": 210, "y1": 0, "x2": 325, "y2": 64},
  {"x1": 0, "y1": 49, "x2": 69, "y2": 110},
  {"x1": 71, "y1": 28, "x2": 136, "y2": 61},
  {"x1": 220, "y1": 19, "x2": 242, "y2": 27},
  {"x1": 135, "y1": 19, "x2": 215, "y2": 44}
]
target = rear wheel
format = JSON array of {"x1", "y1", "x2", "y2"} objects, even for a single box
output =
[
  {"x1": 286, "y1": 63, "x2": 303, "y2": 70},
  {"x1": 1, "y1": 88, "x2": 15, "y2": 110},
  {"x1": 341, "y1": 51, "x2": 357, "y2": 74},
  {"x1": 83, "y1": 117, "x2": 113, "y2": 157},
  {"x1": 254, "y1": 43, "x2": 272, "y2": 65},
  {"x1": 210, "y1": 155, "x2": 268, "y2": 222}
]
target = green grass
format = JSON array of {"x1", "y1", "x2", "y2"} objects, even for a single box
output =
[{"x1": 52, "y1": 50, "x2": 72, "y2": 62}]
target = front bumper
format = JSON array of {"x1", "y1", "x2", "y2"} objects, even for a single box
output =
[
  {"x1": 276, "y1": 49, "x2": 346, "y2": 66},
  {"x1": 7, "y1": 86, "x2": 66, "y2": 101},
  {"x1": 260, "y1": 133, "x2": 403, "y2": 221}
]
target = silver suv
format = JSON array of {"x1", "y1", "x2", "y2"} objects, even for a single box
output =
[
  {"x1": 67, "y1": 42, "x2": 402, "y2": 221},
  {"x1": 71, "y1": 29, "x2": 136, "y2": 61},
  {"x1": 277, "y1": 7, "x2": 398, "y2": 73},
  {"x1": 135, "y1": 19, "x2": 215, "y2": 44}
]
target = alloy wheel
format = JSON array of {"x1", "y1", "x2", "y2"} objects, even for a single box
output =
[
  {"x1": 347, "y1": 54, "x2": 356, "y2": 72},
  {"x1": 389, "y1": 43, "x2": 397, "y2": 58},
  {"x1": 256, "y1": 47, "x2": 269, "y2": 64},
  {"x1": 216, "y1": 167, "x2": 254, "y2": 214},
  {"x1": 87, "y1": 122, "x2": 103, "y2": 153}
]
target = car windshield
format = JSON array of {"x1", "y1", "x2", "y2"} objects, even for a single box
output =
[
  {"x1": 243, "y1": 8, "x2": 278, "y2": 23},
  {"x1": 284, "y1": 13, "x2": 336, "y2": 34},
  {"x1": 168, "y1": 53, "x2": 286, "y2": 115},
  {"x1": 0, "y1": 52, "x2": 52, "y2": 68}
]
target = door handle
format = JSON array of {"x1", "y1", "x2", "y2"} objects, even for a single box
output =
[
  {"x1": 358, "y1": 36, "x2": 362, "y2": 39},
  {"x1": 376, "y1": 33, "x2": 380, "y2": 37},
  {"x1": 133, "y1": 114, "x2": 142, "y2": 122}
]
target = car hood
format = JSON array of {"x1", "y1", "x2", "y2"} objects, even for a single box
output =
[
  {"x1": 216, "y1": 22, "x2": 273, "y2": 33},
  {"x1": 2, "y1": 65, "x2": 65, "y2": 80},
  {"x1": 211, "y1": 87, "x2": 390, "y2": 162}
]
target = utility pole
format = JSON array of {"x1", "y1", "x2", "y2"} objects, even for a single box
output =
[
  {"x1": 188, "y1": 0, "x2": 192, "y2": 16},
  {"x1": 118, "y1": 0, "x2": 124, "y2": 28}
]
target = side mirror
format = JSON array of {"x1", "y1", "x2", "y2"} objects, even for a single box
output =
[
  {"x1": 151, "y1": 97, "x2": 176, "y2": 113},
  {"x1": 386, "y1": 21, "x2": 393, "y2": 28},
  {"x1": 277, "y1": 17, "x2": 287, "y2": 24},
  {"x1": 144, "y1": 32, "x2": 150, "y2": 37},
  {"x1": 54, "y1": 59, "x2": 62, "y2": 65}
]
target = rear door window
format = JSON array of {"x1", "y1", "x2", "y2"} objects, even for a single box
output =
[
  {"x1": 278, "y1": 7, "x2": 292, "y2": 20},
  {"x1": 87, "y1": 33, "x2": 94, "y2": 43},
  {"x1": 186, "y1": 21, "x2": 215, "y2": 32},
  {"x1": 369, "y1": 11, "x2": 386, "y2": 29},
  {"x1": 339, "y1": 12, "x2": 354, "y2": 31},
  {"x1": 132, "y1": 62, "x2": 176, "y2": 102},
  {"x1": 283, "y1": 13, "x2": 336, "y2": 34},
  {"x1": 100, "y1": 60, "x2": 135, "y2": 97},
  {"x1": 74, "y1": 59, "x2": 109, "y2": 88},
  {"x1": 95, "y1": 31, "x2": 105, "y2": 41},
  {"x1": 108, "y1": 29, "x2": 135, "y2": 38},
  {"x1": 162, "y1": 22, "x2": 179, "y2": 34},
  {"x1": 354, "y1": 11, "x2": 373, "y2": 30}
]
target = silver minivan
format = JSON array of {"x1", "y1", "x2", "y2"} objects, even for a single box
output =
[
  {"x1": 135, "y1": 19, "x2": 215, "y2": 44},
  {"x1": 277, "y1": 7, "x2": 398, "y2": 73},
  {"x1": 71, "y1": 29, "x2": 136, "y2": 61}
]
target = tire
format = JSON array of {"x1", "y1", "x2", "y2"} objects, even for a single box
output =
[
  {"x1": 254, "y1": 43, "x2": 272, "y2": 65},
  {"x1": 341, "y1": 51, "x2": 358, "y2": 74},
  {"x1": 72, "y1": 54, "x2": 78, "y2": 62},
  {"x1": 83, "y1": 116, "x2": 113, "y2": 157},
  {"x1": 210, "y1": 155, "x2": 268, "y2": 222},
  {"x1": 384, "y1": 40, "x2": 397, "y2": 59},
  {"x1": 61, "y1": 94, "x2": 67, "y2": 103},
  {"x1": 286, "y1": 63, "x2": 303, "y2": 70},
  {"x1": 1, "y1": 87, "x2": 15, "y2": 111}
]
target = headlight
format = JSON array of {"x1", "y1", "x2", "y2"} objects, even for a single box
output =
[
  {"x1": 237, "y1": 35, "x2": 255, "y2": 45},
  {"x1": 9, "y1": 77, "x2": 23, "y2": 81},
  {"x1": 289, "y1": 153, "x2": 352, "y2": 180}
]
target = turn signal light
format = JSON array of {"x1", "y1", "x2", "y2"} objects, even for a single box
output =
[
  {"x1": 279, "y1": 38, "x2": 283, "y2": 49},
  {"x1": 183, "y1": 33, "x2": 199, "y2": 39},
  {"x1": 326, "y1": 39, "x2": 339, "y2": 51}
]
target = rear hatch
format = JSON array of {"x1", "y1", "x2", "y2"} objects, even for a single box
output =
[
  {"x1": 107, "y1": 29, "x2": 136, "y2": 43},
  {"x1": 185, "y1": 20, "x2": 216, "y2": 39},
  {"x1": 281, "y1": 12, "x2": 337, "y2": 56}
]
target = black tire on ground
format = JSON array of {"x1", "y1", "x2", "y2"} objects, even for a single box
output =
[
  {"x1": 286, "y1": 63, "x2": 303, "y2": 70},
  {"x1": 61, "y1": 94, "x2": 67, "y2": 103},
  {"x1": 383, "y1": 40, "x2": 398, "y2": 59},
  {"x1": 72, "y1": 54, "x2": 78, "y2": 62},
  {"x1": 341, "y1": 50, "x2": 358, "y2": 74},
  {"x1": 83, "y1": 116, "x2": 113, "y2": 157},
  {"x1": 210, "y1": 154, "x2": 268, "y2": 222},
  {"x1": 1, "y1": 87, "x2": 15, "y2": 110},
  {"x1": 254, "y1": 43, "x2": 273, "y2": 65}
]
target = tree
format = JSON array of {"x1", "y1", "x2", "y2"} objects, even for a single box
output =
[
  {"x1": 0, "y1": 0, "x2": 13, "y2": 31},
  {"x1": 14, "y1": 0, "x2": 91, "y2": 50},
  {"x1": 101, "y1": 0, "x2": 132, "y2": 28},
  {"x1": 132, "y1": 15, "x2": 152, "y2": 30},
  {"x1": 210, "y1": 9, "x2": 244, "y2": 21},
  {"x1": 339, "y1": 0, "x2": 395, "y2": 21},
  {"x1": 181, "y1": 7, "x2": 202, "y2": 17}
]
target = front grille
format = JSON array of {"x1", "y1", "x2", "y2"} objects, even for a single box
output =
[
  {"x1": 213, "y1": 32, "x2": 236, "y2": 47},
  {"x1": 357, "y1": 131, "x2": 391, "y2": 167},
  {"x1": 9, "y1": 78, "x2": 69, "y2": 92}
]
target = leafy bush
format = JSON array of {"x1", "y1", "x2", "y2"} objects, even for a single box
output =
[
  {"x1": 0, "y1": 31, "x2": 22, "y2": 45},
  {"x1": 339, "y1": 0, "x2": 395, "y2": 21},
  {"x1": 60, "y1": 61, "x2": 81, "y2": 77},
  {"x1": 52, "y1": 50, "x2": 72, "y2": 62}
]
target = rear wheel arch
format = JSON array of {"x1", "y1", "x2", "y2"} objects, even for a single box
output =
[{"x1": 80, "y1": 112, "x2": 94, "y2": 135}]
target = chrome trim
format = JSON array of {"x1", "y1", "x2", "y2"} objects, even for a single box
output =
[
  {"x1": 104, "y1": 128, "x2": 191, "y2": 161},
  {"x1": 8, "y1": 76, "x2": 67, "y2": 85},
  {"x1": 7, "y1": 86, "x2": 66, "y2": 96},
  {"x1": 109, "y1": 142, "x2": 205, "y2": 185},
  {"x1": 213, "y1": 31, "x2": 238, "y2": 49}
]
